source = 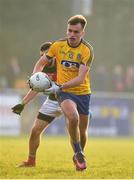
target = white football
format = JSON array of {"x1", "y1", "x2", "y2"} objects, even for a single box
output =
[{"x1": 29, "y1": 72, "x2": 51, "y2": 92}]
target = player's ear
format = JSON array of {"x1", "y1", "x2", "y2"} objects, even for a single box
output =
[
  {"x1": 81, "y1": 30, "x2": 85, "y2": 37},
  {"x1": 66, "y1": 30, "x2": 68, "y2": 36}
]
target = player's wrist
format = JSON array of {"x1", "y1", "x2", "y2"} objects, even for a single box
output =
[
  {"x1": 21, "y1": 101, "x2": 26, "y2": 106},
  {"x1": 59, "y1": 85, "x2": 63, "y2": 90}
]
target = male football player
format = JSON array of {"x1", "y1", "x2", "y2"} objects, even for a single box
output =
[
  {"x1": 12, "y1": 41, "x2": 92, "y2": 168},
  {"x1": 31, "y1": 15, "x2": 94, "y2": 171}
]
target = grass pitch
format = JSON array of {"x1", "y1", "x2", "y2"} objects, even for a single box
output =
[{"x1": 0, "y1": 136, "x2": 134, "y2": 179}]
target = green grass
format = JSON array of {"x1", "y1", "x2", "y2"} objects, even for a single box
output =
[{"x1": 0, "y1": 136, "x2": 134, "y2": 179}]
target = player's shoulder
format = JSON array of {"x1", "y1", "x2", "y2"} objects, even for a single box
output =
[
  {"x1": 81, "y1": 39, "x2": 94, "y2": 52},
  {"x1": 52, "y1": 38, "x2": 67, "y2": 46},
  {"x1": 56, "y1": 37, "x2": 67, "y2": 42}
]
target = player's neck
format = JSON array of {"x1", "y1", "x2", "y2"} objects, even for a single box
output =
[{"x1": 67, "y1": 39, "x2": 82, "y2": 48}]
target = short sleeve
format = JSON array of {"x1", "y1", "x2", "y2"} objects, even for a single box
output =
[
  {"x1": 46, "y1": 42, "x2": 58, "y2": 59},
  {"x1": 81, "y1": 46, "x2": 94, "y2": 68}
]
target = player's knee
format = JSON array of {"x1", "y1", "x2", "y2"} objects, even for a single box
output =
[
  {"x1": 80, "y1": 129, "x2": 87, "y2": 138},
  {"x1": 31, "y1": 126, "x2": 42, "y2": 136},
  {"x1": 67, "y1": 112, "x2": 79, "y2": 125},
  {"x1": 80, "y1": 131, "x2": 86, "y2": 138}
]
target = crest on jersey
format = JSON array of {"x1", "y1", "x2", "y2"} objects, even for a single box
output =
[
  {"x1": 77, "y1": 53, "x2": 82, "y2": 61},
  {"x1": 68, "y1": 51, "x2": 74, "y2": 59}
]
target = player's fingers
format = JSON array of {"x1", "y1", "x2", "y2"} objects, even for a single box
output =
[
  {"x1": 43, "y1": 90, "x2": 51, "y2": 95},
  {"x1": 12, "y1": 110, "x2": 20, "y2": 115},
  {"x1": 12, "y1": 109, "x2": 16, "y2": 112},
  {"x1": 45, "y1": 87, "x2": 52, "y2": 92},
  {"x1": 44, "y1": 92, "x2": 51, "y2": 95}
]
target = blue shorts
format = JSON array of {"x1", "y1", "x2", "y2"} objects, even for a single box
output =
[{"x1": 57, "y1": 91, "x2": 91, "y2": 115}]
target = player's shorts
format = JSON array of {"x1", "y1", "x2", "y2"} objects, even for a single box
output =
[
  {"x1": 37, "y1": 97, "x2": 62, "y2": 123},
  {"x1": 57, "y1": 91, "x2": 91, "y2": 115}
]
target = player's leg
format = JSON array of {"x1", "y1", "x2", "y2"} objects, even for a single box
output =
[
  {"x1": 57, "y1": 92, "x2": 91, "y2": 170},
  {"x1": 61, "y1": 100, "x2": 86, "y2": 171},
  {"x1": 29, "y1": 98, "x2": 62, "y2": 160},
  {"x1": 18, "y1": 97, "x2": 60, "y2": 167},
  {"x1": 28, "y1": 116, "x2": 51, "y2": 162},
  {"x1": 79, "y1": 114, "x2": 89, "y2": 151},
  {"x1": 66, "y1": 114, "x2": 91, "y2": 152},
  {"x1": 66, "y1": 114, "x2": 89, "y2": 170},
  {"x1": 66, "y1": 114, "x2": 90, "y2": 151},
  {"x1": 72, "y1": 94, "x2": 91, "y2": 170},
  {"x1": 60, "y1": 99, "x2": 86, "y2": 171},
  {"x1": 18, "y1": 115, "x2": 54, "y2": 167},
  {"x1": 61, "y1": 99, "x2": 80, "y2": 145},
  {"x1": 65, "y1": 118, "x2": 78, "y2": 152}
]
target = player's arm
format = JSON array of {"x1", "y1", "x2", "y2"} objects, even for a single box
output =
[
  {"x1": 62, "y1": 46, "x2": 94, "y2": 89},
  {"x1": 12, "y1": 55, "x2": 50, "y2": 115},
  {"x1": 33, "y1": 42, "x2": 57, "y2": 74},
  {"x1": 32, "y1": 54, "x2": 50, "y2": 74},
  {"x1": 11, "y1": 89, "x2": 38, "y2": 115},
  {"x1": 62, "y1": 64, "x2": 88, "y2": 89},
  {"x1": 45, "y1": 64, "x2": 89, "y2": 94},
  {"x1": 22, "y1": 89, "x2": 38, "y2": 105}
]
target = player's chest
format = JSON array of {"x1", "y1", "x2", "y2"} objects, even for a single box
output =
[
  {"x1": 57, "y1": 47, "x2": 83, "y2": 70},
  {"x1": 57, "y1": 47, "x2": 83, "y2": 63}
]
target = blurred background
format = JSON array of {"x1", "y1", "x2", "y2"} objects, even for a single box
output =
[{"x1": 0, "y1": 0, "x2": 134, "y2": 137}]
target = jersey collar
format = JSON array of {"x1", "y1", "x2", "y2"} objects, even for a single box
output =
[{"x1": 67, "y1": 39, "x2": 82, "y2": 48}]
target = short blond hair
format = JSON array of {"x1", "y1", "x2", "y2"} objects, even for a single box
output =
[{"x1": 68, "y1": 15, "x2": 87, "y2": 29}]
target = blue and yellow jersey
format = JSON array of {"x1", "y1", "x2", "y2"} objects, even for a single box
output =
[{"x1": 46, "y1": 38, "x2": 94, "y2": 95}]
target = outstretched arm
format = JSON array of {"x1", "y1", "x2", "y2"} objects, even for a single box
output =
[
  {"x1": 22, "y1": 89, "x2": 38, "y2": 105},
  {"x1": 61, "y1": 64, "x2": 89, "y2": 89},
  {"x1": 11, "y1": 89, "x2": 38, "y2": 115}
]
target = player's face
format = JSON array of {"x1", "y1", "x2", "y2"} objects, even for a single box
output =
[{"x1": 66, "y1": 23, "x2": 85, "y2": 47}]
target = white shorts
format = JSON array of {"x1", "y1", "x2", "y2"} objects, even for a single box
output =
[{"x1": 39, "y1": 97, "x2": 62, "y2": 117}]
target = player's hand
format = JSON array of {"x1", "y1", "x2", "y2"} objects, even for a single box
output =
[
  {"x1": 44, "y1": 81, "x2": 62, "y2": 95},
  {"x1": 11, "y1": 103, "x2": 25, "y2": 115}
]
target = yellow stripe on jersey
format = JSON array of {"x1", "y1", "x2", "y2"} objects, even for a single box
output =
[{"x1": 46, "y1": 38, "x2": 94, "y2": 95}]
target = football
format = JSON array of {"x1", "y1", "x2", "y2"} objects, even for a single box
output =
[{"x1": 28, "y1": 72, "x2": 51, "y2": 92}]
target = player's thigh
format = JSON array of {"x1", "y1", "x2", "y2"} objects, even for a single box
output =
[
  {"x1": 60, "y1": 99, "x2": 79, "y2": 119},
  {"x1": 32, "y1": 118, "x2": 50, "y2": 133},
  {"x1": 79, "y1": 114, "x2": 89, "y2": 132}
]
